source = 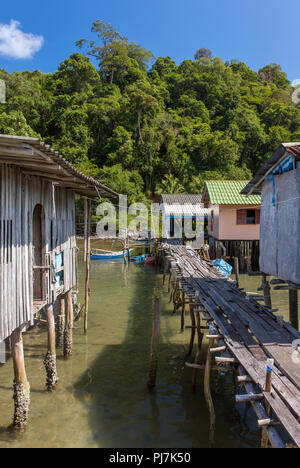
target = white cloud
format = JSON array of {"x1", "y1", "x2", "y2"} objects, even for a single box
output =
[{"x1": 0, "y1": 19, "x2": 44, "y2": 59}]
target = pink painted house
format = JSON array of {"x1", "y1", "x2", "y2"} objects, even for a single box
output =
[
  {"x1": 202, "y1": 181, "x2": 261, "y2": 241},
  {"x1": 202, "y1": 181, "x2": 261, "y2": 269}
]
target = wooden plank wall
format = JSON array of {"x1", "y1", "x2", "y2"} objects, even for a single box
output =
[{"x1": 0, "y1": 164, "x2": 77, "y2": 342}]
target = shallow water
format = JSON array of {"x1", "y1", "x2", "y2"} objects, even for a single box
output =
[{"x1": 0, "y1": 243, "x2": 292, "y2": 448}]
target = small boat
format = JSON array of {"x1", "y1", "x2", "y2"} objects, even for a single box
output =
[
  {"x1": 91, "y1": 249, "x2": 133, "y2": 260},
  {"x1": 133, "y1": 238, "x2": 152, "y2": 243},
  {"x1": 145, "y1": 256, "x2": 156, "y2": 265}
]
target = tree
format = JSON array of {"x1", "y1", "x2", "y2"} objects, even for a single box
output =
[
  {"x1": 49, "y1": 53, "x2": 100, "y2": 95},
  {"x1": 155, "y1": 174, "x2": 185, "y2": 195},
  {"x1": 0, "y1": 111, "x2": 37, "y2": 137},
  {"x1": 194, "y1": 48, "x2": 212, "y2": 60},
  {"x1": 76, "y1": 20, "x2": 154, "y2": 84},
  {"x1": 104, "y1": 126, "x2": 134, "y2": 169},
  {"x1": 258, "y1": 64, "x2": 290, "y2": 89}
]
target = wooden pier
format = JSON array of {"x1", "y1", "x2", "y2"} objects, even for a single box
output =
[{"x1": 159, "y1": 243, "x2": 300, "y2": 448}]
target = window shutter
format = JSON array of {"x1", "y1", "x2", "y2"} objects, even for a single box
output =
[
  {"x1": 255, "y1": 210, "x2": 261, "y2": 224},
  {"x1": 237, "y1": 209, "x2": 247, "y2": 225}
]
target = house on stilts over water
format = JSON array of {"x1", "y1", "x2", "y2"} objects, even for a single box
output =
[
  {"x1": 0, "y1": 134, "x2": 118, "y2": 428},
  {"x1": 242, "y1": 142, "x2": 300, "y2": 330},
  {"x1": 160, "y1": 194, "x2": 208, "y2": 246},
  {"x1": 202, "y1": 180, "x2": 261, "y2": 271}
]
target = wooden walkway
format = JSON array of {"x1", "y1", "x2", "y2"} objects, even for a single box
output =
[{"x1": 160, "y1": 244, "x2": 300, "y2": 448}]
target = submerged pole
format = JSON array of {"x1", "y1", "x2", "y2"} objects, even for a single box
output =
[
  {"x1": 234, "y1": 257, "x2": 240, "y2": 288},
  {"x1": 204, "y1": 323, "x2": 217, "y2": 448},
  {"x1": 11, "y1": 327, "x2": 30, "y2": 428},
  {"x1": 56, "y1": 295, "x2": 65, "y2": 348},
  {"x1": 84, "y1": 198, "x2": 91, "y2": 334},
  {"x1": 44, "y1": 304, "x2": 58, "y2": 391},
  {"x1": 261, "y1": 359, "x2": 274, "y2": 448},
  {"x1": 64, "y1": 290, "x2": 73, "y2": 358},
  {"x1": 147, "y1": 296, "x2": 161, "y2": 390},
  {"x1": 262, "y1": 275, "x2": 272, "y2": 309},
  {"x1": 289, "y1": 288, "x2": 299, "y2": 331}
]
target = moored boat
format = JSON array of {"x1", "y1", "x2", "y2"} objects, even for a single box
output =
[{"x1": 91, "y1": 249, "x2": 133, "y2": 260}]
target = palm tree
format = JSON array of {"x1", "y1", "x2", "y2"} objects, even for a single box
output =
[{"x1": 155, "y1": 174, "x2": 185, "y2": 195}]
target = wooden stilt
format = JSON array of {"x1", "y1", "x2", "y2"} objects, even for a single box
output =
[
  {"x1": 11, "y1": 327, "x2": 30, "y2": 428},
  {"x1": 204, "y1": 325, "x2": 216, "y2": 448},
  {"x1": 192, "y1": 310, "x2": 204, "y2": 390},
  {"x1": 64, "y1": 290, "x2": 73, "y2": 358},
  {"x1": 261, "y1": 359, "x2": 274, "y2": 448},
  {"x1": 56, "y1": 295, "x2": 65, "y2": 348},
  {"x1": 186, "y1": 304, "x2": 196, "y2": 359},
  {"x1": 262, "y1": 275, "x2": 272, "y2": 309},
  {"x1": 84, "y1": 198, "x2": 91, "y2": 334},
  {"x1": 180, "y1": 291, "x2": 186, "y2": 333},
  {"x1": 168, "y1": 273, "x2": 172, "y2": 293},
  {"x1": 147, "y1": 296, "x2": 161, "y2": 390},
  {"x1": 289, "y1": 288, "x2": 299, "y2": 331},
  {"x1": 44, "y1": 304, "x2": 58, "y2": 391},
  {"x1": 234, "y1": 257, "x2": 240, "y2": 288}
]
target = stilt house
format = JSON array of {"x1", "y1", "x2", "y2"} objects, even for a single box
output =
[
  {"x1": 202, "y1": 180, "x2": 261, "y2": 269},
  {"x1": 0, "y1": 134, "x2": 117, "y2": 345},
  {"x1": 242, "y1": 143, "x2": 300, "y2": 285},
  {"x1": 160, "y1": 194, "x2": 208, "y2": 245}
]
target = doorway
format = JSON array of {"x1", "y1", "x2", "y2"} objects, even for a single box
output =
[{"x1": 33, "y1": 204, "x2": 46, "y2": 301}]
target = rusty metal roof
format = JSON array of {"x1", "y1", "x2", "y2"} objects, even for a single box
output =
[
  {"x1": 161, "y1": 194, "x2": 204, "y2": 205},
  {"x1": 242, "y1": 143, "x2": 300, "y2": 195},
  {"x1": 0, "y1": 134, "x2": 119, "y2": 198}
]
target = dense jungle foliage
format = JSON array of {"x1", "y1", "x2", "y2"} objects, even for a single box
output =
[{"x1": 0, "y1": 20, "x2": 299, "y2": 203}]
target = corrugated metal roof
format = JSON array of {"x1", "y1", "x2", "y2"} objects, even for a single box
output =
[
  {"x1": 0, "y1": 134, "x2": 119, "y2": 199},
  {"x1": 164, "y1": 204, "x2": 208, "y2": 217},
  {"x1": 242, "y1": 143, "x2": 300, "y2": 195},
  {"x1": 161, "y1": 194, "x2": 203, "y2": 205},
  {"x1": 204, "y1": 181, "x2": 261, "y2": 205}
]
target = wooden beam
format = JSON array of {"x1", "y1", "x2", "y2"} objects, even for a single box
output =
[
  {"x1": 44, "y1": 305, "x2": 58, "y2": 391},
  {"x1": 11, "y1": 327, "x2": 30, "y2": 428},
  {"x1": 84, "y1": 199, "x2": 91, "y2": 334}
]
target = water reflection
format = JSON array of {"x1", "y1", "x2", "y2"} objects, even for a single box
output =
[{"x1": 0, "y1": 243, "x2": 292, "y2": 448}]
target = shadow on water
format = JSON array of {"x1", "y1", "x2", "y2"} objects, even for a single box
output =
[
  {"x1": 0, "y1": 244, "x2": 270, "y2": 448},
  {"x1": 73, "y1": 259, "x2": 260, "y2": 448}
]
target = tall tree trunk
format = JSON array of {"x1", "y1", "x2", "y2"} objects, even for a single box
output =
[{"x1": 138, "y1": 110, "x2": 144, "y2": 144}]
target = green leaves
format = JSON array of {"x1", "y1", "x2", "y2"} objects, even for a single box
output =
[
  {"x1": 1, "y1": 19, "x2": 300, "y2": 204},
  {"x1": 76, "y1": 20, "x2": 154, "y2": 86}
]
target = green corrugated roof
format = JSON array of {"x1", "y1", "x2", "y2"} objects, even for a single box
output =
[{"x1": 205, "y1": 181, "x2": 261, "y2": 205}]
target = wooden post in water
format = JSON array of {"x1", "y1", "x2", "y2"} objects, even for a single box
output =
[
  {"x1": 192, "y1": 310, "x2": 204, "y2": 390},
  {"x1": 186, "y1": 303, "x2": 196, "y2": 359},
  {"x1": 147, "y1": 296, "x2": 161, "y2": 390},
  {"x1": 84, "y1": 198, "x2": 91, "y2": 334},
  {"x1": 44, "y1": 304, "x2": 58, "y2": 391},
  {"x1": 262, "y1": 275, "x2": 272, "y2": 309},
  {"x1": 56, "y1": 295, "x2": 65, "y2": 348},
  {"x1": 64, "y1": 290, "x2": 73, "y2": 358},
  {"x1": 289, "y1": 288, "x2": 299, "y2": 331},
  {"x1": 261, "y1": 359, "x2": 274, "y2": 448},
  {"x1": 204, "y1": 323, "x2": 216, "y2": 448},
  {"x1": 234, "y1": 257, "x2": 240, "y2": 288},
  {"x1": 11, "y1": 327, "x2": 30, "y2": 428}
]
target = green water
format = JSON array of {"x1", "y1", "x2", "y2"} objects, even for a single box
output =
[{"x1": 0, "y1": 243, "x2": 292, "y2": 448}]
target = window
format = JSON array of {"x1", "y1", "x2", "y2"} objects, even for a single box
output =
[{"x1": 237, "y1": 209, "x2": 260, "y2": 225}]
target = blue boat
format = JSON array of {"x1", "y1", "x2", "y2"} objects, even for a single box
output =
[{"x1": 91, "y1": 249, "x2": 134, "y2": 260}]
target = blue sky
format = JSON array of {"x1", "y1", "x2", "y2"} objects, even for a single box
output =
[{"x1": 0, "y1": 0, "x2": 299, "y2": 81}]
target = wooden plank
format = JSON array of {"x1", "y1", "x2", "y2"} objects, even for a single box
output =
[{"x1": 163, "y1": 244, "x2": 300, "y2": 447}]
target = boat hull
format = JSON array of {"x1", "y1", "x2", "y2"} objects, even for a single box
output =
[{"x1": 91, "y1": 250, "x2": 133, "y2": 260}]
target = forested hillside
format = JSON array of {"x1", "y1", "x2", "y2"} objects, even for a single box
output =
[{"x1": 0, "y1": 20, "x2": 299, "y2": 203}]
